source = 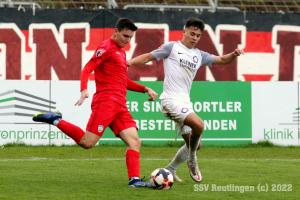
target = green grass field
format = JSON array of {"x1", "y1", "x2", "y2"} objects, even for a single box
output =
[{"x1": 0, "y1": 142, "x2": 299, "y2": 200}]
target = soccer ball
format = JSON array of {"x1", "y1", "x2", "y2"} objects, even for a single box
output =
[{"x1": 150, "y1": 168, "x2": 174, "y2": 189}]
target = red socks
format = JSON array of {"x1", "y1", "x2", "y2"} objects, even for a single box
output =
[
  {"x1": 57, "y1": 120, "x2": 85, "y2": 144},
  {"x1": 126, "y1": 149, "x2": 140, "y2": 179}
]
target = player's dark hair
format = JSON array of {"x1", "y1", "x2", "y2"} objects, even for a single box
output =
[
  {"x1": 115, "y1": 18, "x2": 138, "y2": 32},
  {"x1": 185, "y1": 17, "x2": 205, "y2": 32}
]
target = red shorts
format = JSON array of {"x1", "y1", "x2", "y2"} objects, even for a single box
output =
[{"x1": 86, "y1": 100, "x2": 137, "y2": 137}]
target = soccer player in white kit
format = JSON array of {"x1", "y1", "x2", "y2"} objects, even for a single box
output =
[{"x1": 127, "y1": 17, "x2": 244, "y2": 182}]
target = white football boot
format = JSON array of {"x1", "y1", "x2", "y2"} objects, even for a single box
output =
[{"x1": 187, "y1": 161, "x2": 202, "y2": 182}]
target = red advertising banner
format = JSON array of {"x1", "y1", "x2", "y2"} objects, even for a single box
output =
[{"x1": 0, "y1": 8, "x2": 300, "y2": 81}]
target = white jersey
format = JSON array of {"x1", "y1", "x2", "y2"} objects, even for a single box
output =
[{"x1": 151, "y1": 41, "x2": 215, "y2": 103}]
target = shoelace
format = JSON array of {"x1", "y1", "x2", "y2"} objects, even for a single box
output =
[
  {"x1": 54, "y1": 111, "x2": 61, "y2": 115},
  {"x1": 189, "y1": 163, "x2": 198, "y2": 176}
]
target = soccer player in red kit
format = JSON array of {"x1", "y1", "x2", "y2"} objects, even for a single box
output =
[{"x1": 32, "y1": 18, "x2": 158, "y2": 188}]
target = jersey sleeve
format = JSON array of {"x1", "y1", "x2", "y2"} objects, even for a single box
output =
[
  {"x1": 150, "y1": 41, "x2": 175, "y2": 61},
  {"x1": 80, "y1": 42, "x2": 111, "y2": 91},
  {"x1": 200, "y1": 50, "x2": 216, "y2": 67},
  {"x1": 127, "y1": 78, "x2": 146, "y2": 93},
  {"x1": 91, "y1": 42, "x2": 111, "y2": 66},
  {"x1": 80, "y1": 60, "x2": 98, "y2": 91}
]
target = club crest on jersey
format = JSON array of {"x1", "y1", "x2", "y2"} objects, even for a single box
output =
[
  {"x1": 98, "y1": 125, "x2": 104, "y2": 133},
  {"x1": 181, "y1": 108, "x2": 189, "y2": 113},
  {"x1": 155, "y1": 46, "x2": 163, "y2": 51},
  {"x1": 96, "y1": 49, "x2": 106, "y2": 57},
  {"x1": 193, "y1": 56, "x2": 198, "y2": 63}
]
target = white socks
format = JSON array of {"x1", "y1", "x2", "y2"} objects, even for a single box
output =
[
  {"x1": 166, "y1": 134, "x2": 201, "y2": 172},
  {"x1": 166, "y1": 144, "x2": 189, "y2": 173},
  {"x1": 53, "y1": 119, "x2": 62, "y2": 126}
]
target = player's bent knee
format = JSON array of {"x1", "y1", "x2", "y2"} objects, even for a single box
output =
[
  {"x1": 195, "y1": 120, "x2": 204, "y2": 134},
  {"x1": 134, "y1": 137, "x2": 141, "y2": 149},
  {"x1": 82, "y1": 143, "x2": 95, "y2": 149},
  {"x1": 129, "y1": 137, "x2": 141, "y2": 151},
  {"x1": 78, "y1": 131, "x2": 100, "y2": 149},
  {"x1": 79, "y1": 141, "x2": 96, "y2": 149},
  {"x1": 192, "y1": 125, "x2": 204, "y2": 137},
  {"x1": 192, "y1": 120, "x2": 204, "y2": 136}
]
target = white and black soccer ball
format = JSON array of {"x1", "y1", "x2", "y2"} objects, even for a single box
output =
[{"x1": 150, "y1": 168, "x2": 174, "y2": 189}]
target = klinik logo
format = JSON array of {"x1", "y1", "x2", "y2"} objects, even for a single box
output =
[
  {"x1": 0, "y1": 90, "x2": 56, "y2": 124},
  {"x1": 263, "y1": 108, "x2": 299, "y2": 140}
]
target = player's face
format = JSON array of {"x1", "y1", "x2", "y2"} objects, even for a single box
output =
[
  {"x1": 182, "y1": 26, "x2": 202, "y2": 49},
  {"x1": 113, "y1": 28, "x2": 134, "y2": 48}
]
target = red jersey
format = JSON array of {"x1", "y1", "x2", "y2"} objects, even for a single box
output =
[{"x1": 81, "y1": 38, "x2": 145, "y2": 106}]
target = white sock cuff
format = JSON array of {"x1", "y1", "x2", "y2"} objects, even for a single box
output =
[
  {"x1": 129, "y1": 177, "x2": 139, "y2": 182},
  {"x1": 166, "y1": 165, "x2": 176, "y2": 172},
  {"x1": 53, "y1": 119, "x2": 62, "y2": 126}
]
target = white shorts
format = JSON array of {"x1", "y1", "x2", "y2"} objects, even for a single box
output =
[{"x1": 161, "y1": 99, "x2": 194, "y2": 136}]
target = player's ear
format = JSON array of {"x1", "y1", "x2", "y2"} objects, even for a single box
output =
[{"x1": 113, "y1": 28, "x2": 118, "y2": 36}]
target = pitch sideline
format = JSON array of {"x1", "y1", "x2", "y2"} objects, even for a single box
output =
[{"x1": 0, "y1": 158, "x2": 300, "y2": 162}]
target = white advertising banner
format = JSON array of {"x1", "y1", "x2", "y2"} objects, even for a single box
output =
[
  {"x1": 252, "y1": 82, "x2": 299, "y2": 146},
  {"x1": 0, "y1": 80, "x2": 95, "y2": 145},
  {"x1": 0, "y1": 80, "x2": 51, "y2": 145}
]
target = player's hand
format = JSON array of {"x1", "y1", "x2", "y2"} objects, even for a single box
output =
[
  {"x1": 126, "y1": 60, "x2": 132, "y2": 67},
  {"x1": 233, "y1": 49, "x2": 244, "y2": 56},
  {"x1": 75, "y1": 89, "x2": 89, "y2": 106},
  {"x1": 145, "y1": 87, "x2": 158, "y2": 101}
]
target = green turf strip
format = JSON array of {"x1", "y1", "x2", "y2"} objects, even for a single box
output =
[{"x1": 0, "y1": 144, "x2": 299, "y2": 199}]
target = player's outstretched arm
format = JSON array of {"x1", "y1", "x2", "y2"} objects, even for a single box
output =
[
  {"x1": 75, "y1": 89, "x2": 89, "y2": 106},
  {"x1": 76, "y1": 60, "x2": 98, "y2": 106},
  {"x1": 212, "y1": 49, "x2": 244, "y2": 65},
  {"x1": 127, "y1": 53, "x2": 156, "y2": 66},
  {"x1": 126, "y1": 78, "x2": 158, "y2": 101},
  {"x1": 144, "y1": 87, "x2": 158, "y2": 101}
]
